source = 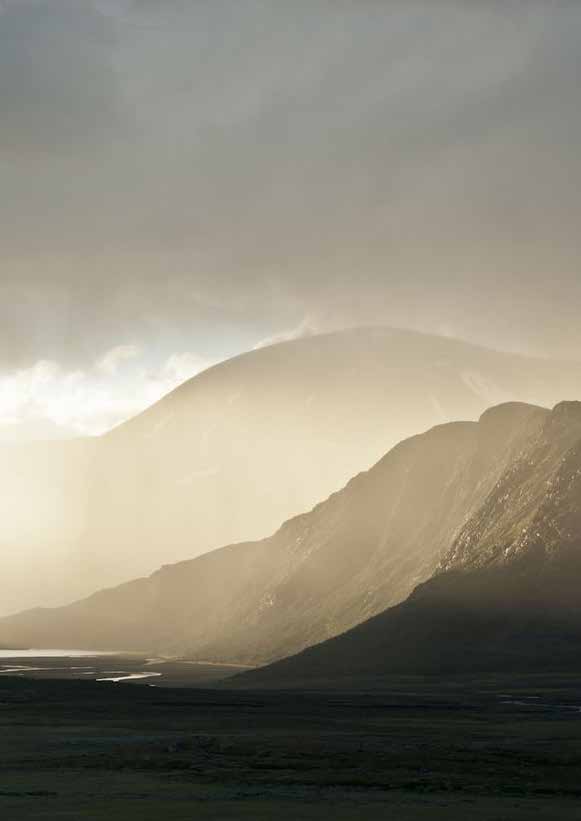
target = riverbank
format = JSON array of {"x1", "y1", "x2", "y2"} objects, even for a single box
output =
[{"x1": 0, "y1": 651, "x2": 245, "y2": 687}]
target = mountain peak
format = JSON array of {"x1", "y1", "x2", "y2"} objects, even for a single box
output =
[
  {"x1": 549, "y1": 400, "x2": 581, "y2": 426},
  {"x1": 478, "y1": 401, "x2": 545, "y2": 425},
  {"x1": 477, "y1": 401, "x2": 548, "y2": 435},
  {"x1": 535, "y1": 401, "x2": 581, "y2": 449}
]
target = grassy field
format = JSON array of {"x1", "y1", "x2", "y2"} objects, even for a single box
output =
[{"x1": 1, "y1": 672, "x2": 581, "y2": 819}]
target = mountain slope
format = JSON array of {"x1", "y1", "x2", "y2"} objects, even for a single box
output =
[
  {"x1": 3, "y1": 326, "x2": 581, "y2": 613},
  {"x1": 0, "y1": 402, "x2": 549, "y2": 663},
  {"x1": 233, "y1": 402, "x2": 581, "y2": 686}
]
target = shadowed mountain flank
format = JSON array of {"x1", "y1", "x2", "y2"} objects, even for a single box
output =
[
  {"x1": 233, "y1": 403, "x2": 581, "y2": 686},
  {"x1": 0, "y1": 402, "x2": 550, "y2": 664},
  {"x1": 3, "y1": 327, "x2": 581, "y2": 614}
]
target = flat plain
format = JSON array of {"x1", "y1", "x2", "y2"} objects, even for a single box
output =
[{"x1": 2, "y1": 667, "x2": 581, "y2": 819}]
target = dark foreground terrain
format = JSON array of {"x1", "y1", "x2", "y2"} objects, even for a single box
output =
[{"x1": 2, "y1": 673, "x2": 581, "y2": 819}]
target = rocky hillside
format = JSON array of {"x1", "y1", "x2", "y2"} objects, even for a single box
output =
[
  {"x1": 0, "y1": 402, "x2": 549, "y2": 663},
  {"x1": 234, "y1": 402, "x2": 581, "y2": 686}
]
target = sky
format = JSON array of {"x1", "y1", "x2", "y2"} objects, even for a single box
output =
[{"x1": 1, "y1": 0, "x2": 580, "y2": 438}]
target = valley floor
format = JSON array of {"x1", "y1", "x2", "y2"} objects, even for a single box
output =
[{"x1": 1, "y1": 672, "x2": 581, "y2": 819}]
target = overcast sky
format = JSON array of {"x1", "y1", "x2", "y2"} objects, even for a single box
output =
[{"x1": 1, "y1": 0, "x2": 580, "y2": 438}]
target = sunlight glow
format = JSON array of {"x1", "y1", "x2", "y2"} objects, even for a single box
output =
[{"x1": 0, "y1": 349, "x2": 209, "y2": 439}]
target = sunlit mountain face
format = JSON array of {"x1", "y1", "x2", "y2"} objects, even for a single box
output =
[
  {"x1": 2, "y1": 327, "x2": 581, "y2": 617},
  {"x1": 1, "y1": 0, "x2": 581, "y2": 628},
  {"x1": 0, "y1": 398, "x2": 545, "y2": 658},
  {"x1": 232, "y1": 402, "x2": 581, "y2": 687},
  {"x1": 6, "y1": 399, "x2": 581, "y2": 683}
]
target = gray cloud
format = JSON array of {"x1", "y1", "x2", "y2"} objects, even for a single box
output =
[
  {"x1": 0, "y1": 1, "x2": 125, "y2": 155},
  {"x1": 1, "y1": 0, "x2": 580, "y2": 402}
]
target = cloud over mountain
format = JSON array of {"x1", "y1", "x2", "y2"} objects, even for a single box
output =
[
  {"x1": 1, "y1": 0, "x2": 581, "y2": 385},
  {"x1": 0, "y1": 347, "x2": 209, "y2": 437}
]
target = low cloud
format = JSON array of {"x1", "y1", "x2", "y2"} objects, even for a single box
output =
[
  {"x1": 253, "y1": 318, "x2": 319, "y2": 351},
  {"x1": 0, "y1": 348, "x2": 211, "y2": 439},
  {"x1": 97, "y1": 344, "x2": 142, "y2": 375},
  {"x1": 1, "y1": 1, "x2": 581, "y2": 365}
]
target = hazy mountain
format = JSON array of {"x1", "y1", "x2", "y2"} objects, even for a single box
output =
[
  {"x1": 3, "y1": 326, "x2": 581, "y2": 614},
  {"x1": 0, "y1": 438, "x2": 96, "y2": 614},
  {"x1": 234, "y1": 402, "x2": 581, "y2": 687},
  {"x1": 0, "y1": 401, "x2": 551, "y2": 662}
]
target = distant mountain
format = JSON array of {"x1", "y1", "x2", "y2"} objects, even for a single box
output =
[
  {"x1": 0, "y1": 438, "x2": 96, "y2": 614},
  {"x1": 234, "y1": 402, "x2": 581, "y2": 687},
  {"x1": 3, "y1": 326, "x2": 581, "y2": 614},
  {"x1": 0, "y1": 402, "x2": 553, "y2": 664}
]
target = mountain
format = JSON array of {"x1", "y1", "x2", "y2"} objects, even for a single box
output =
[
  {"x1": 0, "y1": 401, "x2": 552, "y2": 663},
  {"x1": 3, "y1": 326, "x2": 581, "y2": 614},
  {"x1": 233, "y1": 402, "x2": 581, "y2": 687}
]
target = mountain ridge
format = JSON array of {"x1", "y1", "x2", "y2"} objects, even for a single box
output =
[
  {"x1": 0, "y1": 400, "x2": 552, "y2": 664},
  {"x1": 232, "y1": 402, "x2": 581, "y2": 687},
  {"x1": 3, "y1": 326, "x2": 581, "y2": 615}
]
